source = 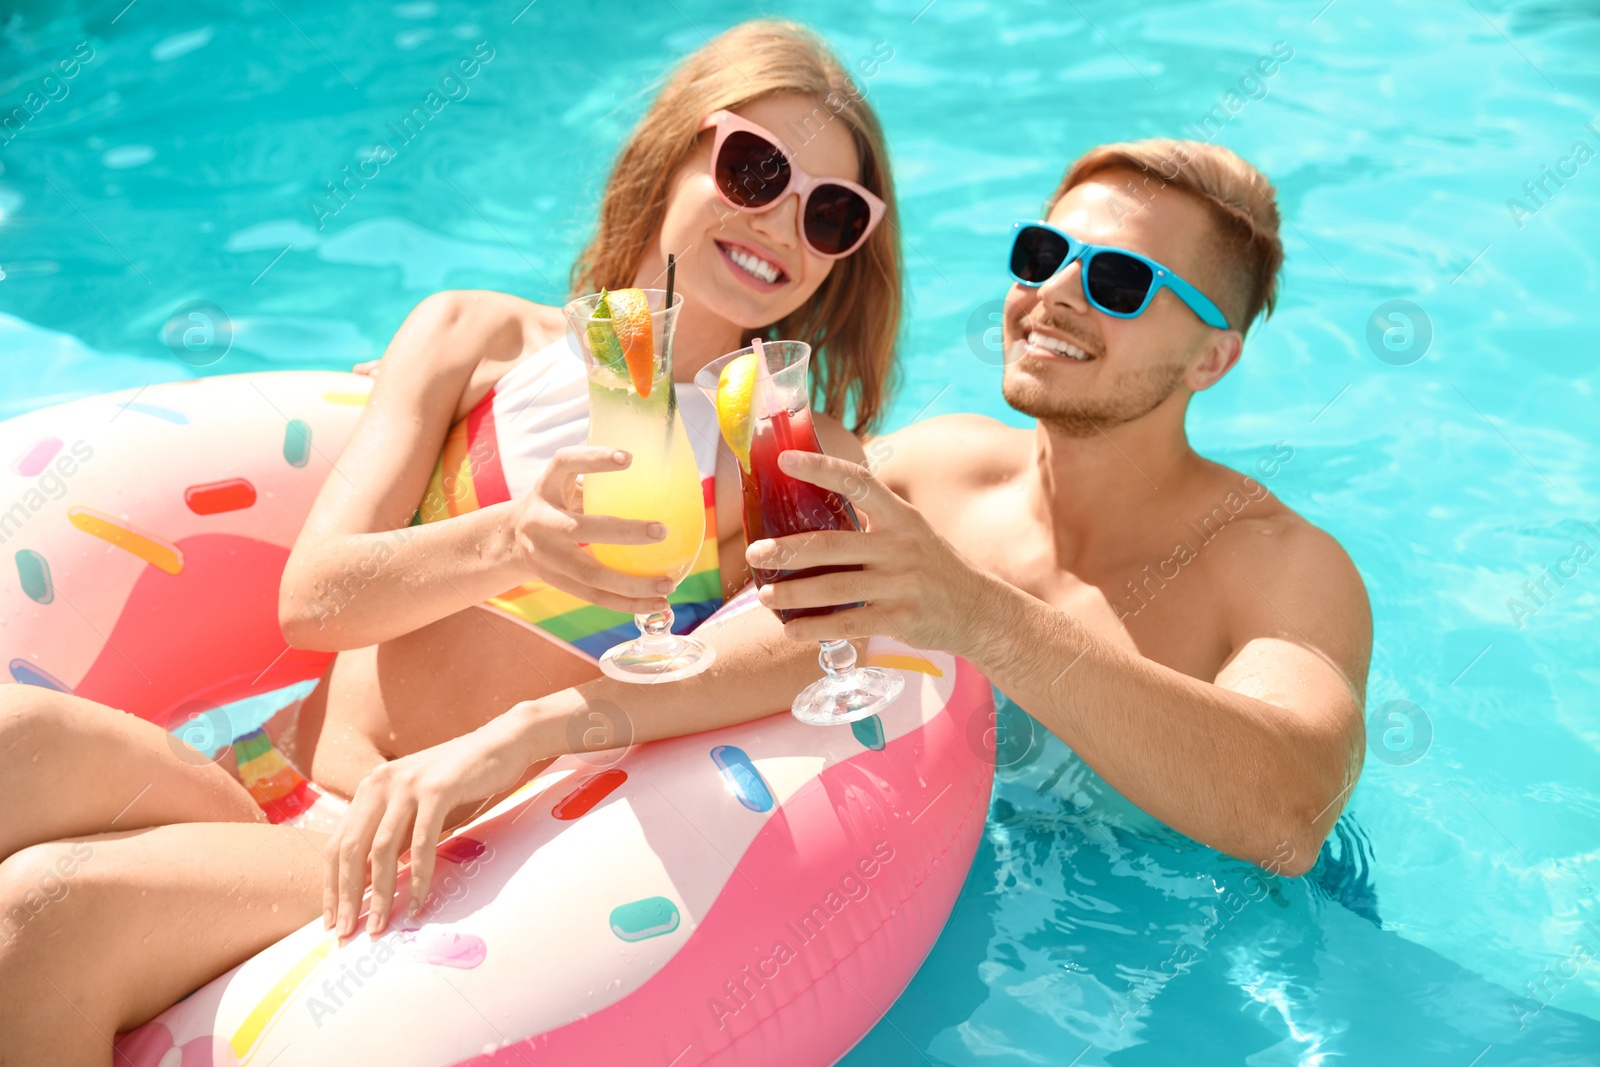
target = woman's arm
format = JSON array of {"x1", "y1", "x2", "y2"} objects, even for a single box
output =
[
  {"x1": 326, "y1": 601, "x2": 828, "y2": 936},
  {"x1": 325, "y1": 409, "x2": 874, "y2": 934},
  {"x1": 280, "y1": 291, "x2": 671, "y2": 651}
]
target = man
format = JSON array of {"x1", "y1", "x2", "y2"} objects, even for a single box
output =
[
  {"x1": 328, "y1": 139, "x2": 1370, "y2": 930},
  {"x1": 749, "y1": 138, "x2": 1371, "y2": 877}
]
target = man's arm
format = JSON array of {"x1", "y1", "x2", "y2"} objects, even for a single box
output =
[
  {"x1": 961, "y1": 526, "x2": 1369, "y2": 876},
  {"x1": 756, "y1": 451, "x2": 1371, "y2": 877}
]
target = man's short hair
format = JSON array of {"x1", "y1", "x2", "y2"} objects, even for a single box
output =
[{"x1": 1046, "y1": 140, "x2": 1284, "y2": 333}]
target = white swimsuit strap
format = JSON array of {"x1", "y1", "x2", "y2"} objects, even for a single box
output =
[{"x1": 489, "y1": 336, "x2": 721, "y2": 503}]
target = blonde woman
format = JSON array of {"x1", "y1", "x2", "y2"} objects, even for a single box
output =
[{"x1": 0, "y1": 21, "x2": 901, "y2": 1062}]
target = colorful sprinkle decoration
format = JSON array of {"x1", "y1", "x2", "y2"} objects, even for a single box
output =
[
  {"x1": 552, "y1": 769, "x2": 628, "y2": 821},
  {"x1": 67, "y1": 506, "x2": 184, "y2": 574},
  {"x1": 12, "y1": 437, "x2": 62, "y2": 476},
  {"x1": 710, "y1": 745, "x2": 773, "y2": 813},
  {"x1": 609, "y1": 896, "x2": 681, "y2": 942},
  {"x1": 120, "y1": 400, "x2": 190, "y2": 425},
  {"x1": 851, "y1": 715, "x2": 886, "y2": 752},
  {"x1": 283, "y1": 419, "x2": 312, "y2": 467},
  {"x1": 15, "y1": 549, "x2": 53, "y2": 604},
  {"x1": 184, "y1": 477, "x2": 257, "y2": 515},
  {"x1": 9, "y1": 659, "x2": 72, "y2": 693},
  {"x1": 436, "y1": 836, "x2": 487, "y2": 864}
]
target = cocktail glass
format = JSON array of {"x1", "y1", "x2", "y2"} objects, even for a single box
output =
[
  {"x1": 564, "y1": 289, "x2": 715, "y2": 683},
  {"x1": 696, "y1": 340, "x2": 904, "y2": 725}
]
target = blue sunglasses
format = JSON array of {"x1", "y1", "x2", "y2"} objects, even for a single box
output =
[{"x1": 1008, "y1": 221, "x2": 1230, "y2": 330}]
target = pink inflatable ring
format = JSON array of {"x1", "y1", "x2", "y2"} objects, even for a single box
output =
[{"x1": 0, "y1": 372, "x2": 994, "y2": 1066}]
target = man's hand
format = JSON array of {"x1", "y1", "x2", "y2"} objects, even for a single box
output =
[{"x1": 746, "y1": 450, "x2": 1000, "y2": 657}]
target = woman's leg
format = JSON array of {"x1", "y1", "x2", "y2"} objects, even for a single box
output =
[
  {"x1": 0, "y1": 685, "x2": 265, "y2": 862},
  {"x1": 0, "y1": 823, "x2": 327, "y2": 1066}
]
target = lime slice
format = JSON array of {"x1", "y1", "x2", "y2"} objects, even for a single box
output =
[{"x1": 587, "y1": 290, "x2": 629, "y2": 380}]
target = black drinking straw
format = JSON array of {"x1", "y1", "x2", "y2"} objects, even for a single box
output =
[{"x1": 663, "y1": 253, "x2": 678, "y2": 433}]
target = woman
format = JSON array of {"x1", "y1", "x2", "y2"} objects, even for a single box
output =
[{"x1": 0, "y1": 20, "x2": 900, "y2": 1062}]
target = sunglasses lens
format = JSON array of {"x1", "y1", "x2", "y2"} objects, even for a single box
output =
[
  {"x1": 804, "y1": 184, "x2": 874, "y2": 256},
  {"x1": 1086, "y1": 252, "x2": 1155, "y2": 314},
  {"x1": 715, "y1": 130, "x2": 790, "y2": 209},
  {"x1": 1011, "y1": 225, "x2": 1071, "y2": 284}
]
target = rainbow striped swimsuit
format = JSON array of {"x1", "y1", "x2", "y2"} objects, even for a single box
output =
[
  {"x1": 412, "y1": 336, "x2": 724, "y2": 660},
  {"x1": 234, "y1": 726, "x2": 340, "y2": 827}
]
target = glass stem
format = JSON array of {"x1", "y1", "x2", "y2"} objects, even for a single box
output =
[
  {"x1": 635, "y1": 605, "x2": 677, "y2": 650},
  {"x1": 817, "y1": 639, "x2": 857, "y2": 684}
]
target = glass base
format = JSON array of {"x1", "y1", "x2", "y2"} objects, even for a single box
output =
[
  {"x1": 598, "y1": 634, "x2": 716, "y2": 684},
  {"x1": 791, "y1": 666, "x2": 904, "y2": 727}
]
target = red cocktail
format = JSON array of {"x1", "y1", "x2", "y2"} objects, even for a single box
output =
[
  {"x1": 740, "y1": 401, "x2": 865, "y2": 621},
  {"x1": 696, "y1": 340, "x2": 903, "y2": 726}
]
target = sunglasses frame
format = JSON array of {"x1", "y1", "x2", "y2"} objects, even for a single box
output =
[
  {"x1": 1007, "y1": 221, "x2": 1230, "y2": 330},
  {"x1": 700, "y1": 110, "x2": 887, "y2": 260}
]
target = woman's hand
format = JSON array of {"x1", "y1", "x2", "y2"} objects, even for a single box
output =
[
  {"x1": 352, "y1": 358, "x2": 382, "y2": 377},
  {"x1": 324, "y1": 711, "x2": 537, "y2": 937},
  {"x1": 746, "y1": 450, "x2": 1001, "y2": 658},
  {"x1": 507, "y1": 445, "x2": 676, "y2": 615}
]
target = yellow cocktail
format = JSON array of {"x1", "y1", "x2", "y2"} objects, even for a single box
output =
[
  {"x1": 583, "y1": 368, "x2": 704, "y2": 580},
  {"x1": 562, "y1": 287, "x2": 716, "y2": 683}
]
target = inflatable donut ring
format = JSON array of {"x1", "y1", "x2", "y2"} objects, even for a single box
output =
[{"x1": 0, "y1": 372, "x2": 994, "y2": 1065}]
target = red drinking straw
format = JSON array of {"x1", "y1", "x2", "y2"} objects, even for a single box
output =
[{"x1": 751, "y1": 336, "x2": 777, "y2": 418}]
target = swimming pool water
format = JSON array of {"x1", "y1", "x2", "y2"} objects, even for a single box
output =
[{"x1": 2, "y1": 1, "x2": 1598, "y2": 1063}]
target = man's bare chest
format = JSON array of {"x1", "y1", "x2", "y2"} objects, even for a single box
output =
[{"x1": 927, "y1": 489, "x2": 1235, "y2": 679}]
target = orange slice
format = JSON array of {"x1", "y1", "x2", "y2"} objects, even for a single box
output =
[{"x1": 607, "y1": 287, "x2": 655, "y2": 398}]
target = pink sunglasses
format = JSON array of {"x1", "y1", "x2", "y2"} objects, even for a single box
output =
[{"x1": 700, "y1": 110, "x2": 886, "y2": 259}]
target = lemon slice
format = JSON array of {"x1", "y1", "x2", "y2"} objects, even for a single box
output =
[{"x1": 716, "y1": 352, "x2": 758, "y2": 470}]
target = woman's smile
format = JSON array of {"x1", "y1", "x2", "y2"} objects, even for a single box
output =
[{"x1": 715, "y1": 237, "x2": 791, "y2": 291}]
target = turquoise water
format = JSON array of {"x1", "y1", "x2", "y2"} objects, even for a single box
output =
[{"x1": 3, "y1": 0, "x2": 1599, "y2": 1063}]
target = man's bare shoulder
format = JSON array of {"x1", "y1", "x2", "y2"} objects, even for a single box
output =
[
  {"x1": 1220, "y1": 509, "x2": 1350, "y2": 575},
  {"x1": 872, "y1": 414, "x2": 1030, "y2": 497},
  {"x1": 1214, "y1": 501, "x2": 1373, "y2": 695}
]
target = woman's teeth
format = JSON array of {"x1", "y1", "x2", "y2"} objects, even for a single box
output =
[
  {"x1": 1029, "y1": 330, "x2": 1091, "y2": 361},
  {"x1": 723, "y1": 243, "x2": 781, "y2": 284}
]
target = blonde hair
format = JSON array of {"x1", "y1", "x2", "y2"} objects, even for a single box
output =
[
  {"x1": 572, "y1": 20, "x2": 901, "y2": 433},
  {"x1": 1048, "y1": 139, "x2": 1284, "y2": 332}
]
